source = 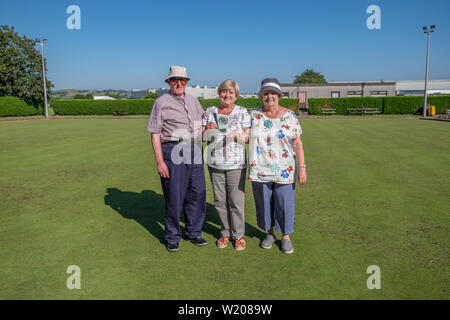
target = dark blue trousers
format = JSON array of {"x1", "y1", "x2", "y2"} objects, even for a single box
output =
[{"x1": 160, "y1": 142, "x2": 206, "y2": 243}]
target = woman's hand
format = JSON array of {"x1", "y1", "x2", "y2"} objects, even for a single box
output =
[
  {"x1": 291, "y1": 136, "x2": 306, "y2": 185},
  {"x1": 227, "y1": 128, "x2": 249, "y2": 144},
  {"x1": 298, "y1": 167, "x2": 307, "y2": 185},
  {"x1": 227, "y1": 130, "x2": 239, "y2": 141},
  {"x1": 206, "y1": 122, "x2": 217, "y2": 130}
]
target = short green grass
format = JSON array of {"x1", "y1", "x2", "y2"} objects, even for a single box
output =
[{"x1": 0, "y1": 118, "x2": 448, "y2": 299}]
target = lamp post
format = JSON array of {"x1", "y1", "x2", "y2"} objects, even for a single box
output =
[
  {"x1": 422, "y1": 25, "x2": 435, "y2": 117},
  {"x1": 39, "y1": 39, "x2": 48, "y2": 118}
]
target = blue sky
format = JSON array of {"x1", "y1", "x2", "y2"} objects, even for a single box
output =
[{"x1": 1, "y1": 0, "x2": 449, "y2": 93}]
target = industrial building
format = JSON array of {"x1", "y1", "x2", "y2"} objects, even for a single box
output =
[
  {"x1": 395, "y1": 80, "x2": 450, "y2": 96},
  {"x1": 280, "y1": 80, "x2": 450, "y2": 109}
]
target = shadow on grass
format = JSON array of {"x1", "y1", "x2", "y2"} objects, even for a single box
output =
[{"x1": 104, "y1": 187, "x2": 265, "y2": 244}]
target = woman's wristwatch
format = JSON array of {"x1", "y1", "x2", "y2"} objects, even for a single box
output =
[{"x1": 298, "y1": 163, "x2": 307, "y2": 168}]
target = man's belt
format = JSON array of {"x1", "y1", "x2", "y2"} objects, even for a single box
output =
[{"x1": 161, "y1": 138, "x2": 197, "y2": 144}]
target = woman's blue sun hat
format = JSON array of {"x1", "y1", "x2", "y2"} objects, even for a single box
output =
[{"x1": 258, "y1": 78, "x2": 283, "y2": 98}]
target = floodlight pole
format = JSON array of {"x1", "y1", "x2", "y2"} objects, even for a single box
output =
[
  {"x1": 39, "y1": 39, "x2": 48, "y2": 118},
  {"x1": 422, "y1": 26, "x2": 435, "y2": 117}
]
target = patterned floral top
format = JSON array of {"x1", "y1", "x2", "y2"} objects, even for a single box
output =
[
  {"x1": 202, "y1": 105, "x2": 251, "y2": 170},
  {"x1": 248, "y1": 107, "x2": 303, "y2": 184}
]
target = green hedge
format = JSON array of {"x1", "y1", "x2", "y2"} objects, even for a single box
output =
[
  {"x1": 198, "y1": 98, "x2": 220, "y2": 110},
  {"x1": 51, "y1": 95, "x2": 450, "y2": 116},
  {"x1": 236, "y1": 98, "x2": 265, "y2": 109},
  {"x1": 308, "y1": 95, "x2": 450, "y2": 115},
  {"x1": 51, "y1": 97, "x2": 301, "y2": 116},
  {"x1": 0, "y1": 96, "x2": 43, "y2": 117},
  {"x1": 199, "y1": 98, "x2": 262, "y2": 109},
  {"x1": 279, "y1": 98, "x2": 300, "y2": 114},
  {"x1": 199, "y1": 98, "x2": 299, "y2": 113},
  {"x1": 384, "y1": 96, "x2": 450, "y2": 114},
  {"x1": 7, "y1": 94, "x2": 449, "y2": 117},
  {"x1": 427, "y1": 96, "x2": 450, "y2": 114},
  {"x1": 52, "y1": 99, "x2": 155, "y2": 115},
  {"x1": 383, "y1": 96, "x2": 423, "y2": 114},
  {"x1": 308, "y1": 97, "x2": 383, "y2": 115}
]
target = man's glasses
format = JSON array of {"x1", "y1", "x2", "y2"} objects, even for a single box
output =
[{"x1": 168, "y1": 78, "x2": 187, "y2": 86}]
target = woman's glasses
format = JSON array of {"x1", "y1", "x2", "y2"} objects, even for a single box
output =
[
  {"x1": 168, "y1": 78, "x2": 187, "y2": 86},
  {"x1": 262, "y1": 91, "x2": 279, "y2": 96}
]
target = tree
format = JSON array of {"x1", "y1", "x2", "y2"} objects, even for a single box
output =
[
  {"x1": 104, "y1": 91, "x2": 121, "y2": 99},
  {"x1": 0, "y1": 25, "x2": 53, "y2": 106},
  {"x1": 144, "y1": 91, "x2": 160, "y2": 99},
  {"x1": 293, "y1": 69, "x2": 327, "y2": 84}
]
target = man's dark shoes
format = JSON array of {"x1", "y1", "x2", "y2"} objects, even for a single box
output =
[
  {"x1": 189, "y1": 237, "x2": 208, "y2": 246},
  {"x1": 166, "y1": 242, "x2": 179, "y2": 252}
]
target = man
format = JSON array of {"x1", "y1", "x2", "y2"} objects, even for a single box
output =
[{"x1": 147, "y1": 66, "x2": 208, "y2": 252}]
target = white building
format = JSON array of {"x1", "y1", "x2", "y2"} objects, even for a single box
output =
[
  {"x1": 93, "y1": 96, "x2": 116, "y2": 100},
  {"x1": 395, "y1": 80, "x2": 450, "y2": 96},
  {"x1": 185, "y1": 85, "x2": 218, "y2": 99},
  {"x1": 240, "y1": 93, "x2": 258, "y2": 98}
]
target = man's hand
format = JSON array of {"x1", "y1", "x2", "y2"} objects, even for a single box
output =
[
  {"x1": 151, "y1": 133, "x2": 170, "y2": 179},
  {"x1": 158, "y1": 160, "x2": 170, "y2": 179}
]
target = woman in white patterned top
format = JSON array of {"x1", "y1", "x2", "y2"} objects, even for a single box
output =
[
  {"x1": 202, "y1": 79, "x2": 251, "y2": 251},
  {"x1": 249, "y1": 78, "x2": 307, "y2": 254}
]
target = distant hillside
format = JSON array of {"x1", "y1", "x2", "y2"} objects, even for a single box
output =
[{"x1": 52, "y1": 89, "x2": 129, "y2": 99}]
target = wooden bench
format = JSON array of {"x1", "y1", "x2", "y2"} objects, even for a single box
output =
[
  {"x1": 347, "y1": 108, "x2": 380, "y2": 115},
  {"x1": 437, "y1": 109, "x2": 450, "y2": 120},
  {"x1": 112, "y1": 109, "x2": 128, "y2": 116},
  {"x1": 321, "y1": 108, "x2": 336, "y2": 115}
]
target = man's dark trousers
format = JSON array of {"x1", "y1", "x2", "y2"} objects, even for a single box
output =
[{"x1": 160, "y1": 141, "x2": 206, "y2": 243}]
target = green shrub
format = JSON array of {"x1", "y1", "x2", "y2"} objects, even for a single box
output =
[
  {"x1": 0, "y1": 96, "x2": 43, "y2": 117},
  {"x1": 52, "y1": 99, "x2": 155, "y2": 115}
]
